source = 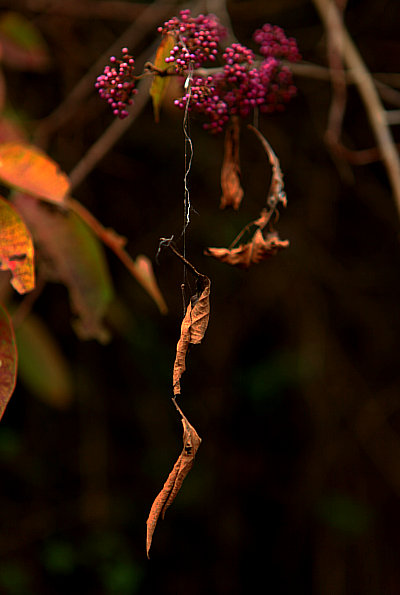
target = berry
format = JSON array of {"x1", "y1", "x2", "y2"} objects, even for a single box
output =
[
  {"x1": 158, "y1": 9, "x2": 226, "y2": 72},
  {"x1": 253, "y1": 24, "x2": 301, "y2": 62},
  {"x1": 173, "y1": 25, "x2": 300, "y2": 133},
  {"x1": 95, "y1": 47, "x2": 137, "y2": 119},
  {"x1": 259, "y1": 60, "x2": 297, "y2": 113}
]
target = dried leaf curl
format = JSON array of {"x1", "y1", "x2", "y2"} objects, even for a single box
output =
[
  {"x1": 220, "y1": 116, "x2": 243, "y2": 210},
  {"x1": 207, "y1": 228, "x2": 289, "y2": 269},
  {"x1": 173, "y1": 274, "x2": 210, "y2": 396},
  {"x1": 146, "y1": 414, "x2": 201, "y2": 558}
]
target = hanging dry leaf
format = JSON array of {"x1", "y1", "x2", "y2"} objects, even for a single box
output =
[
  {"x1": 173, "y1": 274, "x2": 210, "y2": 396},
  {"x1": 0, "y1": 195, "x2": 35, "y2": 293},
  {"x1": 206, "y1": 229, "x2": 289, "y2": 269},
  {"x1": 248, "y1": 125, "x2": 286, "y2": 208},
  {"x1": 220, "y1": 116, "x2": 244, "y2": 210},
  {"x1": 0, "y1": 303, "x2": 17, "y2": 420},
  {"x1": 146, "y1": 414, "x2": 201, "y2": 558},
  {"x1": 0, "y1": 143, "x2": 69, "y2": 204}
]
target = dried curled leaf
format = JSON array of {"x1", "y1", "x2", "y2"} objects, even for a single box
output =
[
  {"x1": 0, "y1": 195, "x2": 34, "y2": 293},
  {"x1": 248, "y1": 125, "x2": 287, "y2": 207},
  {"x1": 207, "y1": 229, "x2": 289, "y2": 269},
  {"x1": 220, "y1": 116, "x2": 243, "y2": 210},
  {"x1": 173, "y1": 274, "x2": 210, "y2": 396},
  {"x1": 0, "y1": 303, "x2": 17, "y2": 421},
  {"x1": 0, "y1": 143, "x2": 69, "y2": 204},
  {"x1": 146, "y1": 414, "x2": 201, "y2": 558},
  {"x1": 13, "y1": 193, "x2": 113, "y2": 343}
]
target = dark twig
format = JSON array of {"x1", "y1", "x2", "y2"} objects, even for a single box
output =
[
  {"x1": 68, "y1": 198, "x2": 168, "y2": 314},
  {"x1": 68, "y1": 75, "x2": 153, "y2": 191},
  {"x1": 313, "y1": 0, "x2": 400, "y2": 222},
  {"x1": 167, "y1": 243, "x2": 203, "y2": 280},
  {"x1": 34, "y1": 0, "x2": 175, "y2": 146}
]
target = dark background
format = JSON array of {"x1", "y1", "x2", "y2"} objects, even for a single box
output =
[{"x1": 1, "y1": 0, "x2": 400, "y2": 593}]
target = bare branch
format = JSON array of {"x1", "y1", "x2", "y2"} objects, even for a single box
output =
[
  {"x1": 312, "y1": 0, "x2": 400, "y2": 222},
  {"x1": 34, "y1": 0, "x2": 176, "y2": 146},
  {"x1": 68, "y1": 75, "x2": 152, "y2": 191}
]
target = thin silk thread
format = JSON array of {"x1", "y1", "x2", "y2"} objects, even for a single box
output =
[{"x1": 182, "y1": 63, "x2": 194, "y2": 307}]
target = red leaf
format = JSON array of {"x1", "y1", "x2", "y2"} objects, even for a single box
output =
[{"x1": 0, "y1": 303, "x2": 17, "y2": 421}]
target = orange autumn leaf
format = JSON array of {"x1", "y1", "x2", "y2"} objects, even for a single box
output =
[
  {"x1": 220, "y1": 116, "x2": 243, "y2": 210},
  {"x1": 207, "y1": 229, "x2": 289, "y2": 269},
  {"x1": 173, "y1": 274, "x2": 210, "y2": 396},
  {"x1": 0, "y1": 303, "x2": 17, "y2": 421},
  {"x1": 0, "y1": 143, "x2": 69, "y2": 204},
  {"x1": 0, "y1": 195, "x2": 34, "y2": 293},
  {"x1": 146, "y1": 414, "x2": 201, "y2": 558}
]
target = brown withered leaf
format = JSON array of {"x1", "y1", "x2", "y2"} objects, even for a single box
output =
[
  {"x1": 207, "y1": 228, "x2": 289, "y2": 269},
  {"x1": 248, "y1": 125, "x2": 287, "y2": 208},
  {"x1": 220, "y1": 116, "x2": 243, "y2": 210},
  {"x1": 173, "y1": 274, "x2": 210, "y2": 396},
  {"x1": 146, "y1": 414, "x2": 201, "y2": 558}
]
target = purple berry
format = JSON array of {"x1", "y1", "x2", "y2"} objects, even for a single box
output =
[
  {"x1": 158, "y1": 9, "x2": 226, "y2": 72},
  {"x1": 96, "y1": 48, "x2": 137, "y2": 118}
]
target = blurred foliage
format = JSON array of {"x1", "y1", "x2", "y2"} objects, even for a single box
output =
[{"x1": 0, "y1": 0, "x2": 399, "y2": 594}]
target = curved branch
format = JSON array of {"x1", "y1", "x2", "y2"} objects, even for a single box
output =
[{"x1": 312, "y1": 0, "x2": 400, "y2": 223}]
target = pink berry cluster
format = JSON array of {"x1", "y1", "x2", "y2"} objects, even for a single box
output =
[
  {"x1": 158, "y1": 9, "x2": 226, "y2": 72},
  {"x1": 253, "y1": 24, "x2": 301, "y2": 62},
  {"x1": 174, "y1": 27, "x2": 301, "y2": 133},
  {"x1": 95, "y1": 47, "x2": 137, "y2": 119}
]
